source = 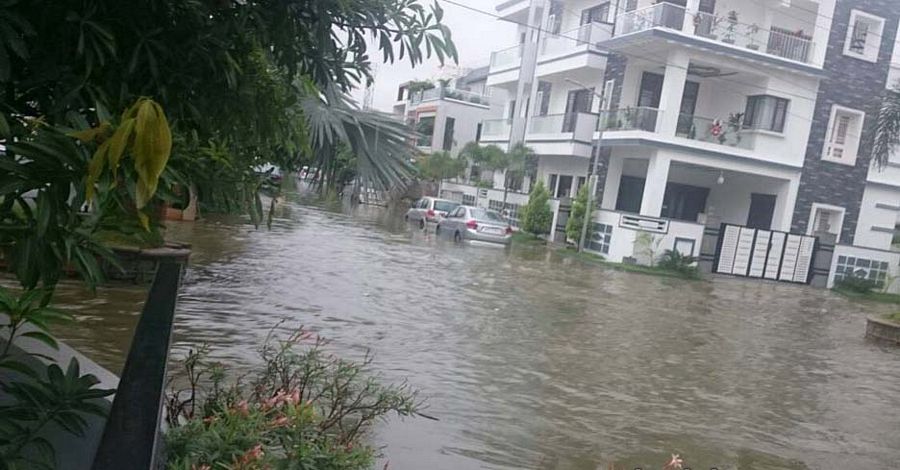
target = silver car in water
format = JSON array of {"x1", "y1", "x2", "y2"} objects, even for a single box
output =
[
  {"x1": 436, "y1": 206, "x2": 512, "y2": 245},
  {"x1": 405, "y1": 197, "x2": 459, "y2": 230}
]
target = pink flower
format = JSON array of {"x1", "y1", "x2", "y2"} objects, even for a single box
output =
[
  {"x1": 663, "y1": 454, "x2": 684, "y2": 470},
  {"x1": 235, "y1": 400, "x2": 250, "y2": 417},
  {"x1": 271, "y1": 415, "x2": 290, "y2": 427},
  {"x1": 287, "y1": 389, "x2": 301, "y2": 405}
]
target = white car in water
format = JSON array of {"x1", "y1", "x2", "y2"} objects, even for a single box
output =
[{"x1": 405, "y1": 197, "x2": 460, "y2": 230}]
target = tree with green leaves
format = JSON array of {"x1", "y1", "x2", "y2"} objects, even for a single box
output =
[
  {"x1": 417, "y1": 151, "x2": 467, "y2": 182},
  {"x1": 566, "y1": 184, "x2": 589, "y2": 245},
  {"x1": 872, "y1": 85, "x2": 900, "y2": 169},
  {"x1": 521, "y1": 181, "x2": 553, "y2": 236}
]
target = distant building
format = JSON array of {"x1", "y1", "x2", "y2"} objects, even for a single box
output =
[{"x1": 392, "y1": 67, "x2": 507, "y2": 157}]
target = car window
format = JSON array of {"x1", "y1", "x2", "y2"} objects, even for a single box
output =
[
  {"x1": 433, "y1": 201, "x2": 458, "y2": 213},
  {"x1": 471, "y1": 208, "x2": 505, "y2": 223},
  {"x1": 419, "y1": 199, "x2": 430, "y2": 209}
]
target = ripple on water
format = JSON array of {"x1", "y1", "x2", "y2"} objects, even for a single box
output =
[{"x1": 45, "y1": 201, "x2": 900, "y2": 470}]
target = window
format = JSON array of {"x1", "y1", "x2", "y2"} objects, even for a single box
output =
[
  {"x1": 743, "y1": 95, "x2": 789, "y2": 133},
  {"x1": 808, "y1": 203, "x2": 846, "y2": 241},
  {"x1": 580, "y1": 3, "x2": 611, "y2": 25},
  {"x1": 601, "y1": 79, "x2": 615, "y2": 111},
  {"x1": 588, "y1": 223, "x2": 613, "y2": 254},
  {"x1": 475, "y1": 123, "x2": 483, "y2": 142},
  {"x1": 508, "y1": 100, "x2": 517, "y2": 120},
  {"x1": 844, "y1": 10, "x2": 885, "y2": 62},
  {"x1": 822, "y1": 105, "x2": 865, "y2": 165},
  {"x1": 442, "y1": 117, "x2": 455, "y2": 151},
  {"x1": 462, "y1": 194, "x2": 475, "y2": 206},
  {"x1": 416, "y1": 116, "x2": 435, "y2": 147}
]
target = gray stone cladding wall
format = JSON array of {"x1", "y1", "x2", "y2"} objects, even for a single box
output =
[{"x1": 791, "y1": 0, "x2": 899, "y2": 244}]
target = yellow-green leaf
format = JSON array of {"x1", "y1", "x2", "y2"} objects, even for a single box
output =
[
  {"x1": 67, "y1": 122, "x2": 111, "y2": 143},
  {"x1": 85, "y1": 140, "x2": 111, "y2": 200},
  {"x1": 136, "y1": 211, "x2": 150, "y2": 231},
  {"x1": 131, "y1": 100, "x2": 172, "y2": 208},
  {"x1": 107, "y1": 118, "x2": 135, "y2": 177}
]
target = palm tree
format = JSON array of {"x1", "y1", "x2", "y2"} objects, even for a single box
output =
[
  {"x1": 498, "y1": 143, "x2": 536, "y2": 211},
  {"x1": 872, "y1": 85, "x2": 900, "y2": 169}
]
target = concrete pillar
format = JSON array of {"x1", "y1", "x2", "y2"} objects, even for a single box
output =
[
  {"x1": 510, "y1": 0, "x2": 548, "y2": 145},
  {"x1": 655, "y1": 50, "x2": 690, "y2": 136},
  {"x1": 601, "y1": 155, "x2": 624, "y2": 210},
  {"x1": 639, "y1": 154, "x2": 671, "y2": 217},
  {"x1": 810, "y1": 0, "x2": 836, "y2": 66},
  {"x1": 682, "y1": 0, "x2": 700, "y2": 33},
  {"x1": 772, "y1": 176, "x2": 800, "y2": 232}
]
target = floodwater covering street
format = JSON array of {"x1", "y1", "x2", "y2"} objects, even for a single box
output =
[{"x1": 50, "y1": 199, "x2": 900, "y2": 469}]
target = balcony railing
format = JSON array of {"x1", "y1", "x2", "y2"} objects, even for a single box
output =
[
  {"x1": 616, "y1": 3, "x2": 815, "y2": 64},
  {"x1": 598, "y1": 107, "x2": 659, "y2": 132},
  {"x1": 675, "y1": 113, "x2": 753, "y2": 150},
  {"x1": 409, "y1": 86, "x2": 491, "y2": 107},
  {"x1": 529, "y1": 112, "x2": 598, "y2": 136},
  {"x1": 618, "y1": 2, "x2": 686, "y2": 35},
  {"x1": 694, "y1": 12, "x2": 813, "y2": 63},
  {"x1": 482, "y1": 118, "x2": 512, "y2": 139},
  {"x1": 541, "y1": 23, "x2": 612, "y2": 57},
  {"x1": 490, "y1": 44, "x2": 522, "y2": 69}
]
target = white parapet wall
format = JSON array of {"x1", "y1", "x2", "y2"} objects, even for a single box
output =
[
  {"x1": 828, "y1": 244, "x2": 900, "y2": 294},
  {"x1": 589, "y1": 209, "x2": 706, "y2": 264}
]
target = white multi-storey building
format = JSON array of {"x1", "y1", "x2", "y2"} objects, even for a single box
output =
[{"x1": 445, "y1": 0, "x2": 900, "y2": 290}]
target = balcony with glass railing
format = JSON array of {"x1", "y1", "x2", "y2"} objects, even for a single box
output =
[
  {"x1": 408, "y1": 86, "x2": 491, "y2": 107},
  {"x1": 541, "y1": 23, "x2": 612, "y2": 58},
  {"x1": 598, "y1": 107, "x2": 660, "y2": 133},
  {"x1": 489, "y1": 44, "x2": 523, "y2": 71},
  {"x1": 481, "y1": 119, "x2": 512, "y2": 141},
  {"x1": 614, "y1": 2, "x2": 816, "y2": 65},
  {"x1": 674, "y1": 113, "x2": 754, "y2": 150}
]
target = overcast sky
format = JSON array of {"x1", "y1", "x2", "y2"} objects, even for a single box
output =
[{"x1": 350, "y1": 0, "x2": 516, "y2": 112}]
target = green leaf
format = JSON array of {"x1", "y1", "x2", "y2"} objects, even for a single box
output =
[{"x1": 20, "y1": 331, "x2": 59, "y2": 350}]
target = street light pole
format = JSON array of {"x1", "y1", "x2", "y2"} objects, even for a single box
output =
[{"x1": 565, "y1": 78, "x2": 607, "y2": 253}]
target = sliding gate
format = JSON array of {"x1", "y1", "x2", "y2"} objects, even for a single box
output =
[{"x1": 714, "y1": 224, "x2": 818, "y2": 284}]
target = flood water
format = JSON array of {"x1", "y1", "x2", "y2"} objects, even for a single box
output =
[{"x1": 49, "y1": 199, "x2": 900, "y2": 470}]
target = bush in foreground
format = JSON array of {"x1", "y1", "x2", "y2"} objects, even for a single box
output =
[{"x1": 164, "y1": 327, "x2": 423, "y2": 469}]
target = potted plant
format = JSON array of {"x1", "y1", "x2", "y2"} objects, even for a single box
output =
[
  {"x1": 722, "y1": 10, "x2": 739, "y2": 44},
  {"x1": 746, "y1": 23, "x2": 761, "y2": 50},
  {"x1": 693, "y1": 10, "x2": 719, "y2": 39}
]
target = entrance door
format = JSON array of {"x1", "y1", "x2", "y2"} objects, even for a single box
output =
[
  {"x1": 676, "y1": 81, "x2": 701, "y2": 136},
  {"x1": 563, "y1": 89, "x2": 593, "y2": 132},
  {"x1": 637, "y1": 72, "x2": 664, "y2": 131},
  {"x1": 746, "y1": 193, "x2": 776, "y2": 230},
  {"x1": 556, "y1": 175, "x2": 574, "y2": 198}
]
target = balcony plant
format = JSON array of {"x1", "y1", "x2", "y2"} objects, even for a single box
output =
[
  {"x1": 723, "y1": 11, "x2": 739, "y2": 44},
  {"x1": 746, "y1": 23, "x2": 761, "y2": 50}
]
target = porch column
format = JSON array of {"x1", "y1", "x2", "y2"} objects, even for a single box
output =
[
  {"x1": 772, "y1": 176, "x2": 800, "y2": 232},
  {"x1": 682, "y1": 0, "x2": 700, "y2": 33},
  {"x1": 640, "y1": 154, "x2": 671, "y2": 217},
  {"x1": 601, "y1": 155, "x2": 624, "y2": 210},
  {"x1": 654, "y1": 50, "x2": 690, "y2": 136}
]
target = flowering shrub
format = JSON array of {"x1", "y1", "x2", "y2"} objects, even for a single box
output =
[{"x1": 164, "y1": 327, "x2": 424, "y2": 469}]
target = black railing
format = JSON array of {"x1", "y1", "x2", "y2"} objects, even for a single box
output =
[{"x1": 92, "y1": 261, "x2": 183, "y2": 469}]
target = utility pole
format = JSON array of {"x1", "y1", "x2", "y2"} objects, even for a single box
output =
[{"x1": 565, "y1": 78, "x2": 608, "y2": 253}]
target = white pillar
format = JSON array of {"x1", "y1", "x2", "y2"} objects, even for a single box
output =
[
  {"x1": 682, "y1": 0, "x2": 700, "y2": 33},
  {"x1": 639, "y1": 154, "x2": 671, "y2": 217},
  {"x1": 601, "y1": 155, "x2": 624, "y2": 210},
  {"x1": 655, "y1": 50, "x2": 690, "y2": 136},
  {"x1": 772, "y1": 176, "x2": 800, "y2": 232},
  {"x1": 810, "y1": 0, "x2": 836, "y2": 66}
]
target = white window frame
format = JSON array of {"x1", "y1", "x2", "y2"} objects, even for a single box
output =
[
  {"x1": 843, "y1": 10, "x2": 885, "y2": 63},
  {"x1": 807, "y1": 203, "x2": 846, "y2": 241},
  {"x1": 822, "y1": 105, "x2": 865, "y2": 166}
]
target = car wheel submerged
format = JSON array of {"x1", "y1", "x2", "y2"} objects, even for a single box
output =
[
  {"x1": 435, "y1": 225, "x2": 441, "y2": 237},
  {"x1": 419, "y1": 219, "x2": 425, "y2": 230},
  {"x1": 454, "y1": 231, "x2": 462, "y2": 243}
]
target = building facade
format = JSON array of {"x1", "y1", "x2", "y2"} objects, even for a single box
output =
[
  {"x1": 393, "y1": 67, "x2": 507, "y2": 157},
  {"x1": 444, "y1": 0, "x2": 900, "y2": 289}
]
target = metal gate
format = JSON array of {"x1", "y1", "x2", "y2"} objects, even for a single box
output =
[{"x1": 714, "y1": 224, "x2": 818, "y2": 284}]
